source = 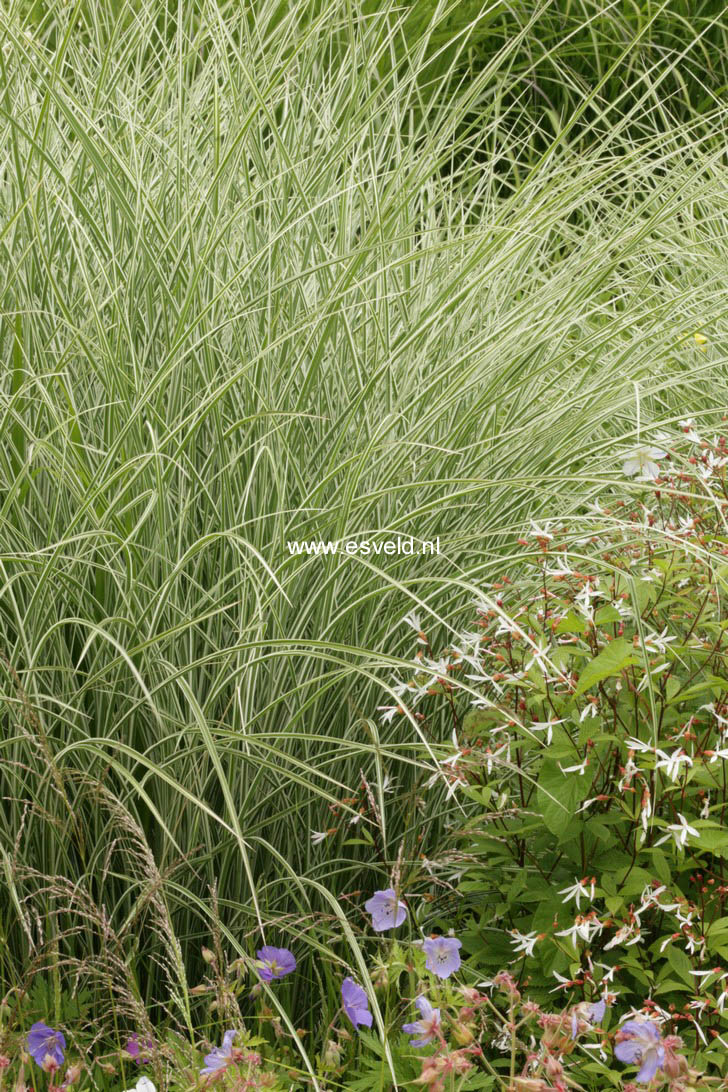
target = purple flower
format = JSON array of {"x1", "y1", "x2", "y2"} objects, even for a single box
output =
[
  {"x1": 27, "y1": 1022, "x2": 66, "y2": 1071},
  {"x1": 615, "y1": 1020, "x2": 665, "y2": 1084},
  {"x1": 341, "y1": 977, "x2": 373, "y2": 1029},
  {"x1": 200, "y1": 1030, "x2": 237, "y2": 1077},
  {"x1": 402, "y1": 996, "x2": 441, "y2": 1047},
  {"x1": 423, "y1": 936, "x2": 462, "y2": 980},
  {"x1": 125, "y1": 1034, "x2": 153, "y2": 1064},
  {"x1": 255, "y1": 946, "x2": 296, "y2": 982},
  {"x1": 365, "y1": 889, "x2": 407, "y2": 932}
]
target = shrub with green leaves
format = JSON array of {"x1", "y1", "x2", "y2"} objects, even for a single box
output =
[{"x1": 387, "y1": 422, "x2": 728, "y2": 1080}]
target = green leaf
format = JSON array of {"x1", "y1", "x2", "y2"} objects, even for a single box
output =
[
  {"x1": 574, "y1": 637, "x2": 639, "y2": 696},
  {"x1": 665, "y1": 943, "x2": 694, "y2": 984},
  {"x1": 555, "y1": 612, "x2": 587, "y2": 635},
  {"x1": 536, "y1": 759, "x2": 586, "y2": 838}
]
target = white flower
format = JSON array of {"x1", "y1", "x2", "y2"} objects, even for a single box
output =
[
  {"x1": 420, "y1": 655, "x2": 450, "y2": 678},
  {"x1": 654, "y1": 748, "x2": 692, "y2": 782},
  {"x1": 509, "y1": 929, "x2": 541, "y2": 956},
  {"x1": 654, "y1": 813, "x2": 698, "y2": 852},
  {"x1": 643, "y1": 627, "x2": 677, "y2": 654},
  {"x1": 595, "y1": 962, "x2": 618, "y2": 984},
  {"x1": 622, "y1": 445, "x2": 667, "y2": 481},
  {"x1": 528, "y1": 715, "x2": 565, "y2": 746},
  {"x1": 636, "y1": 661, "x2": 670, "y2": 691},
  {"x1": 639, "y1": 787, "x2": 652, "y2": 834},
  {"x1": 559, "y1": 757, "x2": 589, "y2": 775},
  {"x1": 624, "y1": 737, "x2": 652, "y2": 753},
  {"x1": 700, "y1": 703, "x2": 728, "y2": 728},
  {"x1": 403, "y1": 611, "x2": 428, "y2": 643},
  {"x1": 310, "y1": 830, "x2": 328, "y2": 845},
  {"x1": 524, "y1": 637, "x2": 552, "y2": 673},
  {"x1": 574, "y1": 579, "x2": 600, "y2": 621},
  {"x1": 676, "y1": 421, "x2": 698, "y2": 443},
  {"x1": 126, "y1": 1080, "x2": 156, "y2": 1092},
  {"x1": 618, "y1": 758, "x2": 639, "y2": 792},
  {"x1": 529, "y1": 520, "x2": 553, "y2": 540},
  {"x1": 484, "y1": 741, "x2": 510, "y2": 776},
  {"x1": 555, "y1": 914, "x2": 602, "y2": 948},
  {"x1": 545, "y1": 556, "x2": 573, "y2": 577},
  {"x1": 576, "y1": 797, "x2": 603, "y2": 813},
  {"x1": 558, "y1": 877, "x2": 595, "y2": 910},
  {"x1": 604, "y1": 924, "x2": 642, "y2": 951}
]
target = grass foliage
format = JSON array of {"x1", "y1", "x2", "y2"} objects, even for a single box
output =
[{"x1": 1, "y1": 0, "x2": 728, "y2": 1055}]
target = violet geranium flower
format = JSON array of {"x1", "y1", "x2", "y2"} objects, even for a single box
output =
[
  {"x1": 341, "y1": 977, "x2": 373, "y2": 1029},
  {"x1": 402, "y1": 996, "x2": 441, "y2": 1047},
  {"x1": 255, "y1": 947, "x2": 296, "y2": 982},
  {"x1": 27, "y1": 1022, "x2": 66, "y2": 1071},
  {"x1": 423, "y1": 936, "x2": 462, "y2": 980},
  {"x1": 615, "y1": 1020, "x2": 665, "y2": 1083},
  {"x1": 124, "y1": 1034, "x2": 153, "y2": 1064},
  {"x1": 200, "y1": 1030, "x2": 238, "y2": 1077},
  {"x1": 365, "y1": 889, "x2": 407, "y2": 932}
]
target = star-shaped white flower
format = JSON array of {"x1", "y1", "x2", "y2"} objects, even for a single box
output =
[
  {"x1": 654, "y1": 812, "x2": 698, "y2": 852},
  {"x1": 622, "y1": 445, "x2": 666, "y2": 481},
  {"x1": 558, "y1": 877, "x2": 595, "y2": 909}
]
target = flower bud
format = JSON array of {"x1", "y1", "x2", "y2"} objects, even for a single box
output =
[
  {"x1": 64, "y1": 1064, "x2": 83, "y2": 1086},
  {"x1": 544, "y1": 1054, "x2": 564, "y2": 1079},
  {"x1": 450, "y1": 1021, "x2": 473, "y2": 1046},
  {"x1": 372, "y1": 967, "x2": 388, "y2": 990},
  {"x1": 201, "y1": 947, "x2": 215, "y2": 964},
  {"x1": 322, "y1": 1040, "x2": 341, "y2": 1069},
  {"x1": 493, "y1": 971, "x2": 520, "y2": 1000},
  {"x1": 0, "y1": 1056, "x2": 10, "y2": 1070},
  {"x1": 663, "y1": 1045, "x2": 688, "y2": 1079}
]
